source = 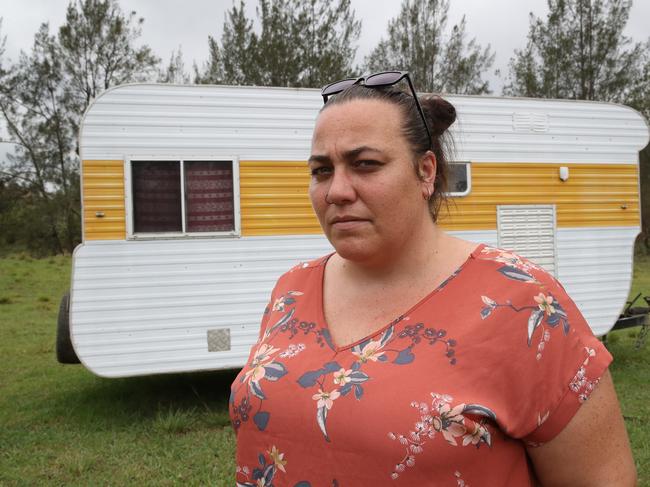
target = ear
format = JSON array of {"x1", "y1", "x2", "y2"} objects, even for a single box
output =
[{"x1": 418, "y1": 151, "x2": 437, "y2": 184}]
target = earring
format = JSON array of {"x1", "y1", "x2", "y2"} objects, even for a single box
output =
[{"x1": 423, "y1": 186, "x2": 433, "y2": 201}]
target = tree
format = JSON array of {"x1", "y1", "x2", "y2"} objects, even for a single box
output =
[
  {"x1": 158, "y1": 47, "x2": 191, "y2": 84},
  {"x1": 364, "y1": 0, "x2": 495, "y2": 94},
  {"x1": 505, "y1": 0, "x2": 649, "y2": 113},
  {"x1": 196, "y1": 0, "x2": 361, "y2": 88},
  {"x1": 0, "y1": 1, "x2": 159, "y2": 254}
]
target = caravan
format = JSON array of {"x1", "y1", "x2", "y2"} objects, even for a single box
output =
[{"x1": 56, "y1": 83, "x2": 649, "y2": 377}]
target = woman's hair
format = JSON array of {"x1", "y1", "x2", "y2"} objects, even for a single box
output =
[{"x1": 320, "y1": 84, "x2": 456, "y2": 222}]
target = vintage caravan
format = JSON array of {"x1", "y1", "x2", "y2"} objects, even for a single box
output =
[{"x1": 56, "y1": 83, "x2": 649, "y2": 378}]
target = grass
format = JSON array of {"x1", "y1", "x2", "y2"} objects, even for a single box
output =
[{"x1": 0, "y1": 253, "x2": 648, "y2": 485}]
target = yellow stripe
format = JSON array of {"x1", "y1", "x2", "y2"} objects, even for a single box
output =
[
  {"x1": 440, "y1": 163, "x2": 639, "y2": 230},
  {"x1": 240, "y1": 161, "x2": 640, "y2": 235},
  {"x1": 81, "y1": 160, "x2": 639, "y2": 240},
  {"x1": 82, "y1": 160, "x2": 126, "y2": 240},
  {"x1": 240, "y1": 161, "x2": 321, "y2": 236}
]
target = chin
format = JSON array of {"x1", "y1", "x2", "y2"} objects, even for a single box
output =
[{"x1": 329, "y1": 238, "x2": 381, "y2": 264}]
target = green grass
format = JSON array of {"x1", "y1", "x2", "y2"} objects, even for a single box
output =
[{"x1": 0, "y1": 253, "x2": 648, "y2": 485}]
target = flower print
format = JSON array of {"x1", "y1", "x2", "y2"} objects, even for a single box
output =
[
  {"x1": 244, "y1": 344, "x2": 280, "y2": 384},
  {"x1": 236, "y1": 445, "x2": 289, "y2": 487},
  {"x1": 352, "y1": 339, "x2": 386, "y2": 363},
  {"x1": 271, "y1": 291, "x2": 304, "y2": 312},
  {"x1": 312, "y1": 388, "x2": 341, "y2": 410},
  {"x1": 569, "y1": 347, "x2": 600, "y2": 402},
  {"x1": 388, "y1": 393, "x2": 496, "y2": 479},
  {"x1": 272, "y1": 296, "x2": 287, "y2": 312},
  {"x1": 332, "y1": 368, "x2": 353, "y2": 385},
  {"x1": 267, "y1": 445, "x2": 287, "y2": 473},
  {"x1": 455, "y1": 470, "x2": 469, "y2": 487},
  {"x1": 279, "y1": 343, "x2": 306, "y2": 358},
  {"x1": 534, "y1": 293, "x2": 555, "y2": 316},
  {"x1": 462, "y1": 422, "x2": 488, "y2": 447}
]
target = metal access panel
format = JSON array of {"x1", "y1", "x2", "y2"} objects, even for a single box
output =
[{"x1": 497, "y1": 204, "x2": 558, "y2": 276}]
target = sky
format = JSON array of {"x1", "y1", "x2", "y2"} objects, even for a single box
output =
[
  {"x1": 1, "y1": 0, "x2": 649, "y2": 91},
  {"x1": 0, "y1": 0, "x2": 649, "y2": 157}
]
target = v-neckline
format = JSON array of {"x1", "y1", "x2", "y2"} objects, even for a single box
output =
[{"x1": 316, "y1": 243, "x2": 485, "y2": 353}]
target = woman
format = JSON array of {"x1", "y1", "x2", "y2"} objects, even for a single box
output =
[{"x1": 230, "y1": 72, "x2": 636, "y2": 486}]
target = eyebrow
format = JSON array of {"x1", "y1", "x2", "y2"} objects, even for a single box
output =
[{"x1": 308, "y1": 146, "x2": 384, "y2": 164}]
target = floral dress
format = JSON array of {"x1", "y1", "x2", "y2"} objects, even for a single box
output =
[{"x1": 229, "y1": 244, "x2": 612, "y2": 486}]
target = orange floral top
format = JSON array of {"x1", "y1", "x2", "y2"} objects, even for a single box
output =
[{"x1": 230, "y1": 244, "x2": 612, "y2": 486}]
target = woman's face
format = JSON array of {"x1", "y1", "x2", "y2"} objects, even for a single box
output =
[{"x1": 309, "y1": 99, "x2": 435, "y2": 265}]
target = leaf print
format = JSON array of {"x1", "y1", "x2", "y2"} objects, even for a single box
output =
[
  {"x1": 353, "y1": 384, "x2": 364, "y2": 400},
  {"x1": 379, "y1": 325, "x2": 394, "y2": 346},
  {"x1": 497, "y1": 265, "x2": 537, "y2": 283},
  {"x1": 348, "y1": 370, "x2": 370, "y2": 384},
  {"x1": 250, "y1": 380, "x2": 266, "y2": 400},
  {"x1": 297, "y1": 369, "x2": 324, "y2": 388},
  {"x1": 316, "y1": 405, "x2": 330, "y2": 442},
  {"x1": 462, "y1": 404, "x2": 498, "y2": 422},
  {"x1": 339, "y1": 383, "x2": 353, "y2": 396},
  {"x1": 293, "y1": 483, "x2": 312, "y2": 487},
  {"x1": 263, "y1": 362, "x2": 288, "y2": 381},
  {"x1": 323, "y1": 361, "x2": 344, "y2": 373},
  {"x1": 265, "y1": 308, "x2": 295, "y2": 337},
  {"x1": 481, "y1": 295, "x2": 497, "y2": 307},
  {"x1": 527, "y1": 309, "x2": 544, "y2": 346},
  {"x1": 393, "y1": 347, "x2": 415, "y2": 365},
  {"x1": 480, "y1": 306, "x2": 493, "y2": 319},
  {"x1": 297, "y1": 362, "x2": 343, "y2": 388},
  {"x1": 253, "y1": 411, "x2": 270, "y2": 431}
]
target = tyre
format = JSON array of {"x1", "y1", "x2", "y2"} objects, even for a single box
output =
[{"x1": 56, "y1": 292, "x2": 80, "y2": 364}]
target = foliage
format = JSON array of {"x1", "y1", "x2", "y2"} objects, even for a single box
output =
[
  {"x1": 504, "y1": 0, "x2": 650, "y2": 117},
  {"x1": 0, "y1": 1, "x2": 159, "y2": 255},
  {"x1": 364, "y1": 0, "x2": 495, "y2": 94},
  {"x1": 158, "y1": 47, "x2": 191, "y2": 84},
  {"x1": 196, "y1": 0, "x2": 361, "y2": 88}
]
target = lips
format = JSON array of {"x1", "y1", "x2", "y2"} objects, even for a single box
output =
[
  {"x1": 329, "y1": 216, "x2": 370, "y2": 230},
  {"x1": 329, "y1": 215, "x2": 368, "y2": 224}
]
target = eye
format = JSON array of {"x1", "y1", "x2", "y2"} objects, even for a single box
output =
[
  {"x1": 353, "y1": 159, "x2": 381, "y2": 170},
  {"x1": 310, "y1": 165, "x2": 332, "y2": 177}
]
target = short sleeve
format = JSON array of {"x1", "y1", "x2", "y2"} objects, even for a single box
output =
[{"x1": 505, "y1": 266, "x2": 613, "y2": 446}]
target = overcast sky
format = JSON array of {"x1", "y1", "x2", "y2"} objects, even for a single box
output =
[{"x1": 1, "y1": 0, "x2": 649, "y2": 93}]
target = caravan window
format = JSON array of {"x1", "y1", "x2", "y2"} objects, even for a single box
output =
[
  {"x1": 129, "y1": 159, "x2": 239, "y2": 237},
  {"x1": 446, "y1": 162, "x2": 471, "y2": 196}
]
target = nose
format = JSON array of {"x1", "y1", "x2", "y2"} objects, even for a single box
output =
[{"x1": 325, "y1": 166, "x2": 357, "y2": 205}]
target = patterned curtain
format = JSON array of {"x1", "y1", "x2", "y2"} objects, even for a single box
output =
[
  {"x1": 132, "y1": 161, "x2": 182, "y2": 233},
  {"x1": 185, "y1": 161, "x2": 234, "y2": 232}
]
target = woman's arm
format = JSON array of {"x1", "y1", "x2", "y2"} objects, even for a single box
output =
[{"x1": 526, "y1": 369, "x2": 637, "y2": 486}]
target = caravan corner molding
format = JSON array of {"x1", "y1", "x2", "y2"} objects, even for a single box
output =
[{"x1": 60, "y1": 83, "x2": 649, "y2": 378}]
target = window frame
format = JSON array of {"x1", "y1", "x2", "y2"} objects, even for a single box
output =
[
  {"x1": 445, "y1": 161, "x2": 472, "y2": 197},
  {"x1": 125, "y1": 156, "x2": 241, "y2": 239}
]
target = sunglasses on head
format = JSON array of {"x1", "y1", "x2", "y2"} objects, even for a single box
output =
[{"x1": 320, "y1": 71, "x2": 432, "y2": 148}]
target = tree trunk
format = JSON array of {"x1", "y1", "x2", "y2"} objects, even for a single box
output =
[{"x1": 639, "y1": 142, "x2": 650, "y2": 253}]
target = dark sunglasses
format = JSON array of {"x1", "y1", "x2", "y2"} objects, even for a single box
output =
[{"x1": 321, "y1": 71, "x2": 432, "y2": 148}]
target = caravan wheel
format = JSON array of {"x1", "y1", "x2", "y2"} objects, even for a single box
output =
[{"x1": 56, "y1": 292, "x2": 80, "y2": 364}]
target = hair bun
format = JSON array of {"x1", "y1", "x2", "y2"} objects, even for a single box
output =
[{"x1": 422, "y1": 95, "x2": 456, "y2": 136}]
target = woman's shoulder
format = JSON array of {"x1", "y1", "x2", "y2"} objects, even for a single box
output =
[
  {"x1": 470, "y1": 244, "x2": 557, "y2": 287},
  {"x1": 271, "y1": 253, "x2": 332, "y2": 291}
]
